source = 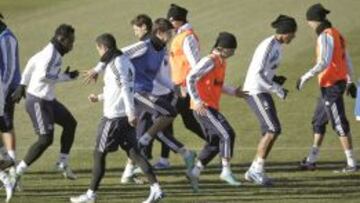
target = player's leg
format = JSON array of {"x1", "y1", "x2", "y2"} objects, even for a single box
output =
[
  {"x1": 2, "y1": 90, "x2": 17, "y2": 163},
  {"x1": 16, "y1": 95, "x2": 55, "y2": 177},
  {"x1": 135, "y1": 93, "x2": 176, "y2": 146},
  {"x1": 52, "y1": 99, "x2": 78, "y2": 179},
  {"x1": 325, "y1": 95, "x2": 357, "y2": 172},
  {"x1": 245, "y1": 93, "x2": 281, "y2": 186},
  {"x1": 300, "y1": 98, "x2": 328, "y2": 170},
  {"x1": 70, "y1": 117, "x2": 116, "y2": 203},
  {"x1": 0, "y1": 117, "x2": 14, "y2": 202},
  {"x1": 120, "y1": 118, "x2": 164, "y2": 203}
]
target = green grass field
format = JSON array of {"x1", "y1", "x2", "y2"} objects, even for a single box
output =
[{"x1": 1, "y1": 0, "x2": 360, "y2": 202}]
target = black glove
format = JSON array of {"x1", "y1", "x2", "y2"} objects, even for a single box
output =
[
  {"x1": 283, "y1": 88, "x2": 289, "y2": 100},
  {"x1": 272, "y1": 75, "x2": 287, "y2": 86},
  {"x1": 346, "y1": 82, "x2": 357, "y2": 98},
  {"x1": 11, "y1": 84, "x2": 26, "y2": 103},
  {"x1": 64, "y1": 66, "x2": 79, "y2": 79}
]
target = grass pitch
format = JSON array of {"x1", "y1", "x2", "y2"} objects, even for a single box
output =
[{"x1": 1, "y1": 0, "x2": 360, "y2": 202}]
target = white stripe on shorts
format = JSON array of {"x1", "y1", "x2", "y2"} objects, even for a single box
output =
[
  {"x1": 331, "y1": 103, "x2": 345, "y2": 136},
  {"x1": 34, "y1": 102, "x2": 46, "y2": 135},
  {"x1": 253, "y1": 95, "x2": 275, "y2": 131},
  {"x1": 99, "y1": 121, "x2": 112, "y2": 152}
]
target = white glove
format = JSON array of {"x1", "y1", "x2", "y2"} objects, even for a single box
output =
[{"x1": 296, "y1": 72, "x2": 314, "y2": 90}]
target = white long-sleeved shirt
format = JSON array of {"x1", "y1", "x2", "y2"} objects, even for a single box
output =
[
  {"x1": 243, "y1": 36, "x2": 283, "y2": 95},
  {"x1": 98, "y1": 55, "x2": 136, "y2": 119},
  {"x1": 176, "y1": 23, "x2": 201, "y2": 70},
  {"x1": 20, "y1": 43, "x2": 73, "y2": 100},
  {"x1": 303, "y1": 32, "x2": 354, "y2": 81}
]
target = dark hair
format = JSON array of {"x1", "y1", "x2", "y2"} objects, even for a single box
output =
[
  {"x1": 152, "y1": 18, "x2": 173, "y2": 34},
  {"x1": 54, "y1": 24, "x2": 75, "y2": 39},
  {"x1": 130, "y1": 14, "x2": 152, "y2": 31},
  {"x1": 96, "y1": 33, "x2": 117, "y2": 50}
]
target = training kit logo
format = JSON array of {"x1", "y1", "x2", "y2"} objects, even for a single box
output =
[{"x1": 263, "y1": 101, "x2": 269, "y2": 110}]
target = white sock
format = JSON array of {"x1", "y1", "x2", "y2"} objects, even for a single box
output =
[
  {"x1": 251, "y1": 157, "x2": 265, "y2": 173},
  {"x1": 16, "y1": 160, "x2": 28, "y2": 175},
  {"x1": 0, "y1": 171, "x2": 10, "y2": 185},
  {"x1": 192, "y1": 161, "x2": 204, "y2": 177},
  {"x1": 86, "y1": 189, "x2": 95, "y2": 197},
  {"x1": 159, "y1": 157, "x2": 169, "y2": 164},
  {"x1": 139, "y1": 133, "x2": 152, "y2": 145},
  {"x1": 151, "y1": 182, "x2": 161, "y2": 192},
  {"x1": 7, "y1": 150, "x2": 16, "y2": 161},
  {"x1": 345, "y1": 149, "x2": 357, "y2": 167},
  {"x1": 122, "y1": 163, "x2": 135, "y2": 178},
  {"x1": 306, "y1": 146, "x2": 319, "y2": 163},
  {"x1": 58, "y1": 153, "x2": 69, "y2": 166},
  {"x1": 221, "y1": 159, "x2": 232, "y2": 175}
]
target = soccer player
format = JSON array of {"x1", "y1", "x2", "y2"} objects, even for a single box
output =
[
  {"x1": 242, "y1": 15, "x2": 297, "y2": 186},
  {"x1": 167, "y1": 4, "x2": 206, "y2": 142},
  {"x1": 11, "y1": 24, "x2": 79, "y2": 186},
  {"x1": 84, "y1": 18, "x2": 196, "y2": 181},
  {"x1": 130, "y1": 14, "x2": 173, "y2": 170},
  {"x1": 0, "y1": 68, "x2": 14, "y2": 202},
  {"x1": 297, "y1": 3, "x2": 357, "y2": 173},
  {"x1": 0, "y1": 12, "x2": 21, "y2": 179},
  {"x1": 186, "y1": 32, "x2": 248, "y2": 192},
  {"x1": 70, "y1": 33, "x2": 164, "y2": 203}
]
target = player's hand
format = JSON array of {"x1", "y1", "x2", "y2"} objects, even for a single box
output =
[
  {"x1": 194, "y1": 102, "x2": 207, "y2": 116},
  {"x1": 128, "y1": 116, "x2": 138, "y2": 127},
  {"x1": 64, "y1": 66, "x2": 79, "y2": 79},
  {"x1": 11, "y1": 84, "x2": 27, "y2": 103},
  {"x1": 276, "y1": 88, "x2": 289, "y2": 100},
  {"x1": 296, "y1": 72, "x2": 313, "y2": 91},
  {"x1": 88, "y1": 94, "x2": 99, "y2": 103},
  {"x1": 235, "y1": 86, "x2": 249, "y2": 99},
  {"x1": 272, "y1": 75, "x2": 287, "y2": 86},
  {"x1": 346, "y1": 82, "x2": 357, "y2": 98},
  {"x1": 83, "y1": 69, "x2": 99, "y2": 84}
]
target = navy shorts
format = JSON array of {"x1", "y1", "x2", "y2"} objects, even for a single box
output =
[
  {"x1": 246, "y1": 93, "x2": 281, "y2": 136},
  {"x1": 95, "y1": 116, "x2": 137, "y2": 153},
  {"x1": 312, "y1": 81, "x2": 350, "y2": 136},
  {"x1": 25, "y1": 94, "x2": 77, "y2": 135}
]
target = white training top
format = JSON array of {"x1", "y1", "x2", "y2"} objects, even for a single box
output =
[
  {"x1": 243, "y1": 35, "x2": 283, "y2": 95},
  {"x1": 20, "y1": 43, "x2": 73, "y2": 100},
  {"x1": 176, "y1": 23, "x2": 201, "y2": 70},
  {"x1": 98, "y1": 55, "x2": 136, "y2": 119}
]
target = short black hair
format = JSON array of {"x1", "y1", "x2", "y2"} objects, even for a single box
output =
[
  {"x1": 130, "y1": 14, "x2": 152, "y2": 31},
  {"x1": 96, "y1": 33, "x2": 117, "y2": 50},
  {"x1": 54, "y1": 24, "x2": 75, "y2": 39},
  {"x1": 152, "y1": 18, "x2": 173, "y2": 34}
]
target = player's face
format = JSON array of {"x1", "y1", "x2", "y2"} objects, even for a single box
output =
[
  {"x1": 96, "y1": 44, "x2": 107, "y2": 57},
  {"x1": 220, "y1": 48, "x2": 235, "y2": 58},
  {"x1": 157, "y1": 29, "x2": 174, "y2": 44},
  {"x1": 283, "y1": 32, "x2": 296, "y2": 44},
  {"x1": 60, "y1": 33, "x2": 75, "y2": 53},
  {"x1": 132, "y1": 24, "x2": 148, "y2": 40}
]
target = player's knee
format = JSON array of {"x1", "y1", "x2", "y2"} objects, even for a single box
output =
[
  {"x1": 66, "y1": 117, "x2": 78, "y2": 130},
  {"x1": 313, "y1": 125, "x2": 326, "y2": 135},
  {"x1": 38, "y1": 134, "x2": 54, "y2": 148}
]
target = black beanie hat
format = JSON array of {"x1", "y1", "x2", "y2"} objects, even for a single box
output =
[
  {"x1": 167, "y1": 4, "x2": 188, "y2": 21},
  {"x1": 271, "y1": 14, "x2": 297, "y2": 34},
  {"x1": 214, "y1": 32, "x2": 237, "y2": 49},
  {"x1": 306, "y1": 3, "x2": 330, "y2": 21}
]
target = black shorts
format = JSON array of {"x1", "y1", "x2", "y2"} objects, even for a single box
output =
[
  {"x1": 25, "y1": 94, "x2": 76, "y2": 135},
  {"x1": 246, "y1": 93, "x2": 281, "y2": 135},
  {"x1": 95, "y1": 116, "x2": 137, "y2": 153}
]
